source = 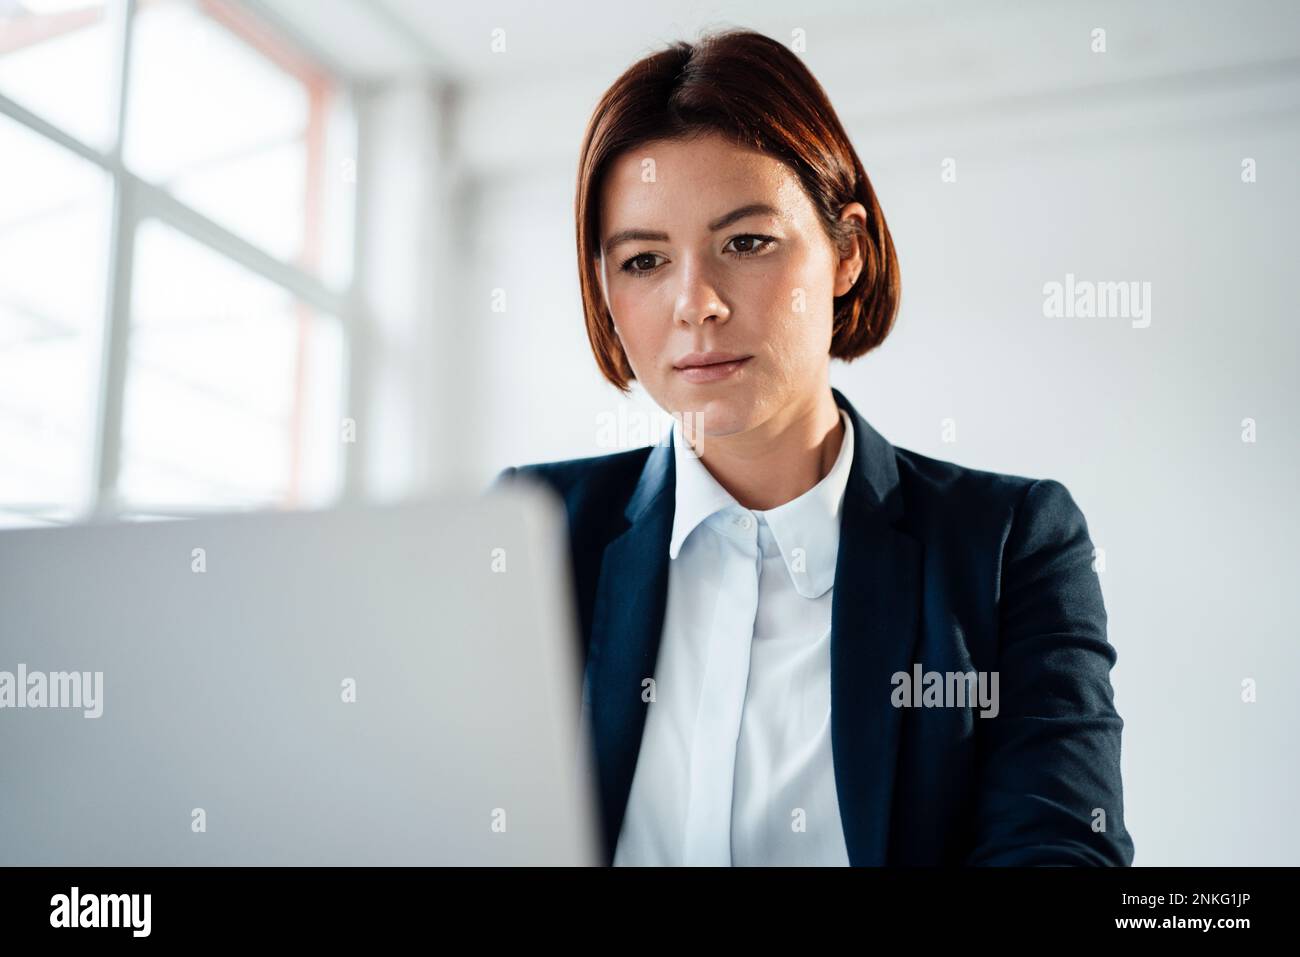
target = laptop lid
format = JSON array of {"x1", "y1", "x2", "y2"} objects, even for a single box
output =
[{"x1": 0, "y1": 483, "x2": 599, "y2": 865}]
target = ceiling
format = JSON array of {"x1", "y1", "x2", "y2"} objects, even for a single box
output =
[
  {"x1": 253, "y1": 0, "x2": 1300, "y2": 175},
  {"x1": 263, "y1": 0, "x2": 1300, "y2": 97}
]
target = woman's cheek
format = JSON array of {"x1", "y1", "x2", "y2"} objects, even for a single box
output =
[{"x1": 617, "y1": 318, "x2": 662, "y2": 383}]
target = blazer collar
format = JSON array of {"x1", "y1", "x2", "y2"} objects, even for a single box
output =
[
  {"x1": 622, "y1": 386, "x2": 900, "y2": 525},
  {"x1": 583, "y1": 386, "x2": 923, "y2": 865}
]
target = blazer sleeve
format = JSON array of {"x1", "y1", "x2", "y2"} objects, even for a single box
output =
[{"x1": 966, "y1": 478, "x2": 1135, "y2": 866}]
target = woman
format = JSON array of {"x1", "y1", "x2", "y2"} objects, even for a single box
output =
[{"x1": 493, "y1": 28, "x2": 1133, "y2": 867}]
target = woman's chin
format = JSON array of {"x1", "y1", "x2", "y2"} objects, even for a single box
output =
[{"x1": 667, "y1": 393, "x2": 756, "y2": 440}]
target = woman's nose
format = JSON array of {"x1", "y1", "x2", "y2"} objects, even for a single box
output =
[{"x1": 673, "y1": 259, "x2": 730, "y2": 327}]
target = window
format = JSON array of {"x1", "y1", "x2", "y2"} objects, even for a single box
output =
[
  {"x1": 119, "y1": 219, "x2": 344, "y2": 510},
  {"x1": 0, "y1": 111, "x2": 111, "y2": 519},
  {"x1": 0, "y1": 0, "x2": 116, "y2": 149},
  {"x1": 0, "y1": 0, "x2": 356, "y2": 526}
]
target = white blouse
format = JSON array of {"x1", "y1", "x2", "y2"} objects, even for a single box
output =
[{"x1": 613, "y1": 407, "x2": 854, "y2": 866}]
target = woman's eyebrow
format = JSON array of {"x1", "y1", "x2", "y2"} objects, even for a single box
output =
[
  {"x1": 602, "y1": 202, "x2": 780, "y2": 255},
  {"x1": 707, "y1": 202, "x2": 779, "y2": 232}
]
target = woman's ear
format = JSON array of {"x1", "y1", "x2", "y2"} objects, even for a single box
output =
[{"x1": 833, "y1": 201, "x2": 868, "y2": 297}]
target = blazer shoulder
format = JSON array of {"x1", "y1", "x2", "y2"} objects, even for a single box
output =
[
  {"x1": 490, "y1": 445, "x2": 654, "y2": 507},
  {"x1": 890, "y1": 444, "x2": 1087, "y2": 543},
  {"x1": 888, "y1": 446, "x2": 1103, "y2": 648},
  {"x1": 894, "y1": 444, "x2": 1037, "y2": 505}
]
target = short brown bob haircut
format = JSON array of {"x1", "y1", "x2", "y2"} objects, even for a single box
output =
[{"x1": 575, "y1": 28, "x2": 900, "y2": 394}]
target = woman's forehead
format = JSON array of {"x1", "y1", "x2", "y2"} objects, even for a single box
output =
[
  {"x1": 605, "y1": 134, "x2": 786, "y2": 185},
  {"x1": 599, "y1": 146, "x2": 805, "y2": 232}
]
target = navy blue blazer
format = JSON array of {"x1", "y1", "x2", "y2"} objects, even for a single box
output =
[{"x1": 492, "y1": 386, "x2": 1134, "y2": 866}]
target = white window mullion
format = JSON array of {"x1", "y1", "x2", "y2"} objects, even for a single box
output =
[
  {"x1": 87, "y1": 174, "x2": 135, "y2": 519},
  {"x1": 86, "y1": 0, "x2": 136, "y2": 519}
]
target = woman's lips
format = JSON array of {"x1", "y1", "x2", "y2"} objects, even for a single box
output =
[{"x1": 674, "y1": 356, "x2": 752, "y2": 383}]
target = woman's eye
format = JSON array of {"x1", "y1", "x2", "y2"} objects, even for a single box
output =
[
  {"x1": 619, "y1": 236, "x2": 775, "y2": 276},
  {"x1": 620, "y1": 252, "x2": 663, "y2": 276},
  {"x1": 726, "y1": 234, "x2": 775, "y2": 257}
]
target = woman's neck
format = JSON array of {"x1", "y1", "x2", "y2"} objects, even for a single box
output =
[{"x1": 686, "y1": 388, "x2": 844, "y2": 511}]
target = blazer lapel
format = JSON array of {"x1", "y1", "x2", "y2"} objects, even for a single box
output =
[
  {"x1": 829, "y1": 386, "x2": 925, "y2": 865},
  {"x1": 583, "y1": 388, "x2": 923, "y2": 867},
  {"x1": 583, "y1": 437, "x2": 675, "y2": 865}
]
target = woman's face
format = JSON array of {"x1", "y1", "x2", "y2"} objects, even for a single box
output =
[{"x1": 597, "y1": 131, "x2": 863, "y2": 439}]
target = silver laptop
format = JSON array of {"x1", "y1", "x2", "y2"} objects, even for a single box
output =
[{"x1": 0, "y1": 482, "x2": 600, "y2": 866}]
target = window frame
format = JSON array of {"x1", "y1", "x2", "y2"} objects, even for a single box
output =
[{"x1": 0, "y1": 0, "x2": 361, "y2": 523}]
